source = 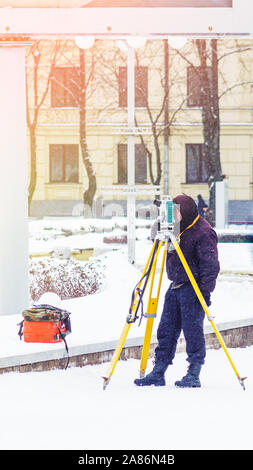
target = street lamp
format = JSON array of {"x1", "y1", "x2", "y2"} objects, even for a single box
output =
[
  {"x1": 116, "y1": 37, "x2": 147, "y2": 264},
  {"x1": 75, "y1": 36, "x2": 95, "y2": 49},
  {"x1": 164, "y1": 37, "x2": 187, "y2": 195},
  {"x1": 167, "y1": 36, "x2": 187, "y2": 49},
  {"x1": 116, "y1": 40, "x2": 128, "y2": 52},
  {"x1": 75, "y1": 35, "x2": 146, "y2": 263}
]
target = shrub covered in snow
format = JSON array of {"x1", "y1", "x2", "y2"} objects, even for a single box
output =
[
  {"x1": 103, "y1": 229, "x2": 127, "y2": 244},
  {"x1": 29, "y1": 257, "x2": 106, "y2": 302}
]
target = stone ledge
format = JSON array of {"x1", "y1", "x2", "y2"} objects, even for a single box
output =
[{"x1": 0, "y1": 317, "x2": 252, "y2": 375}]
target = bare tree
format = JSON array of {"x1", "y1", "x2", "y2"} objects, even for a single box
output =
[
  {"x1": 176, "y1": 38, "x2": 253, "y2": 225},
  {"x1": 195, "y1": 39, "x2": 222, "y2": 225},
  {"x1": 79, "y1": 47, "x2": 97, "y2": 211},
  {"x1": 26, "y1": 40, "x2": 61, "y2": 215},
  {"x1": 135, "y1": 45, "x2": 189, "y2": 188},
  {"x1": 98, "y1": 40, "x2": 189, "y2": 189},
  {"x1": 50, "y1": 40, "x2": 104, "y2": 213}
]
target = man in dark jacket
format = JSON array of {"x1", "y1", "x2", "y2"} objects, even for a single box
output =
[
  {"x1": 197, "y1": 194, "x2": 209, "y2": 218},
  {"x1": 134, "y1": 194, "x2": 220, "y2": 388}
]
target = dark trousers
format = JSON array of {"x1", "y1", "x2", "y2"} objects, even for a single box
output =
[{"x1": 155, "y1": 283, "x2": 206, "y2": 366}]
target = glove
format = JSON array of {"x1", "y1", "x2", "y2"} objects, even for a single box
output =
[{"x1": 202, "y1": 291, "x2": 211, "y2": 307}]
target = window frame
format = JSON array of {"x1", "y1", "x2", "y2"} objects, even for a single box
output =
[
  {"x1": 117, "y1": 143, "x2": 147, "y2": 184},
  {"x1": 49, "y1": 144, "x2": 79, "y2": 184},
  {"x1": 51, "y1": 66, "x2": 80, "y2": 108},
  {"x1": 185, "y1": 143, "x2": 208, "y2": 184},
  {"x1": 118, "y1": 66, "x2": 148, "y2": 108}
]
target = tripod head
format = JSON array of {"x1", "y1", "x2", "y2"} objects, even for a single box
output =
[{"x1": 154, "y1": 195, "x2": 178, "y2": 242}]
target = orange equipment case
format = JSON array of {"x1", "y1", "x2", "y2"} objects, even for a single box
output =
[
  {"x1": 23, "y1": 318, "x2": 67, "y2": 343},
  {"x1": 18, "y1": 304, "x2": 71, "y2": 367}
]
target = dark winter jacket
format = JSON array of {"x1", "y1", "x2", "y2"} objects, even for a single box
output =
[{"x1": 166, "y1": 195, "x2": 220, "y2": 294}]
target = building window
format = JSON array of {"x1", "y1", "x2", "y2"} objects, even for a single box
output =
[
  {"x1": 51, "y1": 67, "x2": 80, "y2": 107},
  {"x1": 186, "y1": 144, "x2": 208, "y2": 183},
  {"x1": 187, "y1": 66, "x2": 212, "y2": 107},
  {"x1": 117, "y1": 143, "x2": 147, "y2": 184},
  {"x1": 50, "y1": 144, "x2": 79, "y2": 183},
  {"x1": 118, "y1": 66, "x2": 148, "y2": 108}
]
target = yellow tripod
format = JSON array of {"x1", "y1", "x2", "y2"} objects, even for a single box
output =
[{"x1": 102, "y1": 234, "x2": 246, "y2": 391}]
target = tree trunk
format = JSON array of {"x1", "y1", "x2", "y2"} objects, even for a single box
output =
[
  {"x1": 28, "y1": 125, "x2": 37, "y2": 216},
  {"x1": 196, "y1": 39, "x2": 223, "y2": 226},
  {"x1": 79, "y1": 49, "x2": 97, "y2": 214},
  {"x1": 153, "y1": 129, "x2": 162, "y2": 186}
]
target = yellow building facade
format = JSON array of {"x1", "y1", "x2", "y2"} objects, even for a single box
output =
[{"x1": 27, "y1": 38, "x2": 253, "y2": 222}]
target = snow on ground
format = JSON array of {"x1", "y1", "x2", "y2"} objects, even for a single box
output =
[
  {"x1": 0, "y1": 347, "x2": 252, "y2": 450},
  {"x1": 0, "y1": 218, "x2": 253, "y2": 450},
  {"x1": 28, "y1": 216, "x2": 151, "y2": 255}
]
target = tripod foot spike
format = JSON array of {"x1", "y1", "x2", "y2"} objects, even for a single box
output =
[
  {"x1": 239, "y1": 377, "x2": 247, "y2": 391},
  {"x1": 139, "y1": 370, "x2": 145, "y2": 378},
  {"x1": 102, "y1": 376, "x2": 110, "y2": 391}
]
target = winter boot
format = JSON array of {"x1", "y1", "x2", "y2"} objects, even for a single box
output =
[
  {"x1": 134, "y1": 360, "x2": 167, "y2": 387},
  {"x1": 174, "y1": 363, "x2": 202, "y2": 388}
]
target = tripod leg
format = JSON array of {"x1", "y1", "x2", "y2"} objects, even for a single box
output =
[
  {"x1": 170, "y1": 233, "x2": 246, "y2": 391},
  {"x1": 102, "y1": 240, "x2": 158, "y2": 390},
  {"x1": 139, "y1": 241, "x2": 168, "y2": 377},
  {"x1": 102, "y1": 322, "x2": 131, "y2": 390}
]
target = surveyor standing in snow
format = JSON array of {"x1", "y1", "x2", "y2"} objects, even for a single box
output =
[{"x1": 134, "y1": 194, "x2": 220, "y2": 388}]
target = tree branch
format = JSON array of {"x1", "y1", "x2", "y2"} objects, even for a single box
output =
[{"x1": 219, "y1": 80, "x2": 253, "y2": 100}]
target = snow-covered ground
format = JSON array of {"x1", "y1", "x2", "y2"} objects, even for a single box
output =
[
  {"x1": 0, "y1": 347, "x2": 252, "y2": 451},
  {"x1": 0, "y1": 217, "x2": 253, "y2": 450}
]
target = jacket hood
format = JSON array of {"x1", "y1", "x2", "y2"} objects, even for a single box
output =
[{"x1": 173, "y1": 195, "x2": 199, "y2": 233}]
